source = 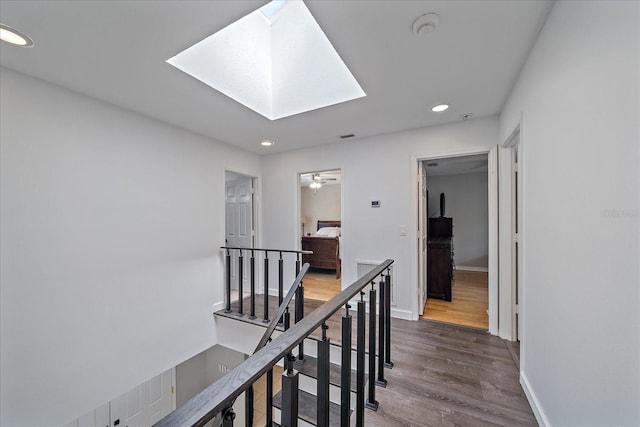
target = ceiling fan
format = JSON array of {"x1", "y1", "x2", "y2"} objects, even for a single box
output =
[{"x1": 308, "y1": 172, "x2": 337, "y2": 189}]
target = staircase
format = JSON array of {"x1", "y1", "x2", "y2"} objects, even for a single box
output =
[{"x1": 154, "y1": 255, "x2": 394, "y2": 427}]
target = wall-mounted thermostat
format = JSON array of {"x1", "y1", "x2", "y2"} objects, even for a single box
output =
[{"x1": 371, "y1": 200, "x2": 381, "y2": 208}]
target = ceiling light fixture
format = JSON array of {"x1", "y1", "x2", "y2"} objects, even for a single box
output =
[
  {"x1": 0, "y1": 23, "x2": 34, "y2": 47},
  {"x1": 309, "y1": 173, "x2": 323, "y2": 190},
  {"x1": 412, "y1": 13, "x2": 440, "y2": 36},
  {"x1": 260, "y1": 140, "x2": 274, "y2": 147},
  {"x1": 431, "y1": 104, "x2": 449, "y2": 112}
]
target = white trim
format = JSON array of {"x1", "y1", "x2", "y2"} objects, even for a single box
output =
[
  {"x1": 390, "y1": 308, "x2": 414, "y2": 320},
  {"x1": 454, "y1": 266, "x2": 489, "y2": 272},
  {"x1": 520, "y1": 372, "x2": 550, "y2": 427},
  {"x1": 212, "y1": 301, "x2": 225, "y2": 313},
  {"x1": 497, "y1": 144, "x2": 515, "y2": 340},
  {"x1": 487, "y1": 144, "x2": 499, "y2": 336}
]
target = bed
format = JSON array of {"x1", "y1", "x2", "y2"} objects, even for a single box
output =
[{"x1": 302, "y1": 220, "x2": 341, "y2": 279}]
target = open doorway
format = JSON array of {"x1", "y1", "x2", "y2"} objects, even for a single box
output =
[
  {"x1": 225, "y1": 171, "x2": 256, "y2": 303},
  {"x1": 419, "y1": 154, "x2": 490, "y2": 329},
  {"x1": 299, "y1": 169, "x2": 342, "y2": 301}
]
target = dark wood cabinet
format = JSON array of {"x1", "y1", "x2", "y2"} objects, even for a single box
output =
[
  {"x1": 427, "y1": 217, "x2": 453, "y2": 301},
  {"x1": 427, "y1": 239, "x2": 453, "y2": 301}
]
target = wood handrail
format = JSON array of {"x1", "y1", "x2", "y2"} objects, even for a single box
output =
[
  {"x1": 220, "y1": 246, "x2": 313, "y2": 255},
  {"x1": 154, "y1": 259, "x2": 394, "y2": 427}
]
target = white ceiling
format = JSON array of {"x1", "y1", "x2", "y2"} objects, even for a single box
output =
[{"x1": 0, "y1": 0, "x2": 554, "y2": 154}]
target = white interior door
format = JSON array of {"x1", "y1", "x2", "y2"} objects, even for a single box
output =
[
  {"x1": 110, "y1": 369, "x2": 174, "y2": 427},
  {"x1": 64, "y1": 369, "x2": 174, "y2": 427},
  {"x1": 225, "y1": 175, "x2": 254, "y2": 291},
  {"x1": 148, "y1": 370, "x2": 175, "y2": 425}
]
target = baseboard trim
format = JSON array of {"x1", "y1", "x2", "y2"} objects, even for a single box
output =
[
  {"x1": 390, "y1": 308, "x2": 414, "y2": 320},
  {"x1": 212, "y1": 301, "x2": 225, "y2": 313},
  {"x1": 455, "y1": 266, "x2": 489, "y2": 272},
  {"x1": 520, "y1": 371, "x2": 550, "y2": 427}
]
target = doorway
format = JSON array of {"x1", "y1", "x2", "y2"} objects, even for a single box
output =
[
  {"x1": 299, "y1": 169, "x2": 342, "y2": 301},
  {"x1": 225, "y1": 171, "x2": 256, "y2": 300},
  {"x1": 418, "y1": 154, "x2": 490, "y2": 329}
]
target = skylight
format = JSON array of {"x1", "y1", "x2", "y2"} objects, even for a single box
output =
[{"x1": 167, "y1": 0, "x2": 366, "y2": 120}]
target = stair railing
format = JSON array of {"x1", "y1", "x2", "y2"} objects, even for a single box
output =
[
  {"x1": 154, "y1": 258, "x2": 394, "y2": 427},
  {"x1": 220, "y1": 246, "x2": 311, "y2": 322}
]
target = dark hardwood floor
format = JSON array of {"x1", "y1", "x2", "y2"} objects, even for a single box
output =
[{"x1": 217, "y1": 296, "x2": 536, "y2": 426}]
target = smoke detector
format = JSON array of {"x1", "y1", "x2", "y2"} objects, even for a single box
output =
[{"x1": 413, "y1": 13, "x2": 440, "y2": 35}]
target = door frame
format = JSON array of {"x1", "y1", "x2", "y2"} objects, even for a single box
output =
[
  {"x1": 412, "y1": 150, "x2": 496, "y2": 328},
  {"x1": 498, "y1": 123, "x2": 524, "y2": 342}
]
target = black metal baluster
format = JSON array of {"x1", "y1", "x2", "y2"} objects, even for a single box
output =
[
  {"x1": 225, "y1": 249, "x2": 232, "y2": 313},
  {"x1": 295, "y1": 253, "x2": 305, "y2": 360},
  {"x1": 376, "y1": 277, "x2": 387, "y2": 387},
  {"x1": 356, "y1": 293, "x2": 366, "y2": 426},
  {"x1": 284, "y1": 307, "x2": 291, "y2": 331},
  {"x1": 263, "y1": 252, "x2": 270, "y2": 323},
  {"x1": 245, "y1": 385, "x2": 254, "y2": 427},
  {"x1": 238, "y1": 249, "x2": 244, "y2": 317},
  {"x1": 384, "y1": 270, "x2": 394, "y2": 368},
  {"x1": 281, "y1": 354, "x2": 299, "y2": 427},
  {"x1": 365, "y1": 282, "x2": 378, "y2": 411},
  {"x1": 249, "y1": 250, "x2": 256, "y2": 319},
  {"x1": 341, "y1": 304, "x2": 352, "y2": 427},
  {"x1": 278, "y1": 251, "x2": 284, "y2": 324},
  {"x1": 222, "y1": 407, "x2": 235, "y2": 427},
  {"x1": 317, "y1": 322, "x2": 330, "y2": 427},
  {"x1": 266, "y1": 368, "x2": 273, "y2": 427}
]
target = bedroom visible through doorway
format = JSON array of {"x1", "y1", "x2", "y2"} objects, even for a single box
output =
[
  {"x1": 419, "y1": 154, "x2": 489, "y2": 329},
  {"x1": 299, "y1": 169, "x2": 342, "y2": 301}
]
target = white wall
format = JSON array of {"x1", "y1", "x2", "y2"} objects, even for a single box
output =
[
  {"x1": 262, "y1": 117, "x2": 497, "y2": 319},
  {"x1": 0, "y1": 69, "x2": 261, "y2": 426},
  {"x1": 427, "y1": 172, "x2": 488, "y2": 269},
  {"x1": 176, "y1": 345, "x2": 246, "y2": 425},
  {"x1": 301, "y1": 184, "x2": 341, "y2": 235},
  {"x1": 499, "y1": 1, "x2": 639, "y2": 425}
]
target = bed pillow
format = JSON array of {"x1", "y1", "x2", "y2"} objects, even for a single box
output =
[{"x1": 315, "y1": 227, "x2": 341, "y2": 237}]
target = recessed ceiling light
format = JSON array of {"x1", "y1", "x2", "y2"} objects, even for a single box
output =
[
  {"x1": 0, "y1": 24, "x2": 34, "y2": 47},
  {"x1": 260, "y1": 140, "x2": 274, "y2": 147},
  {"x1": 167, "y1": 0, "x2": 366, "y2": 120},
  {"x1": 431, "y1": 104, "x2": 449, "y2": 112}
]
